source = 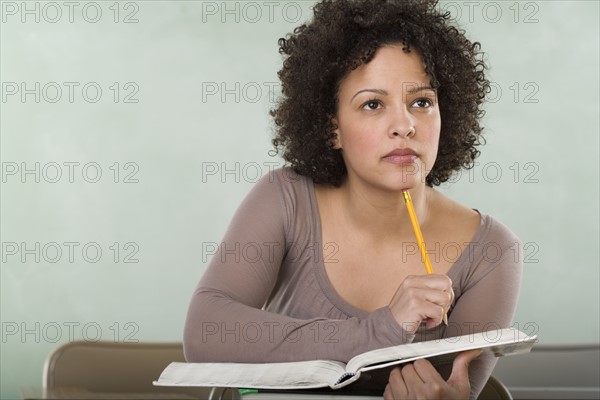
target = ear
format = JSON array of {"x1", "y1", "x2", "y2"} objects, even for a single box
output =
[{"x1": 331, "y1": 117, "x2": 341, "y2": 150}]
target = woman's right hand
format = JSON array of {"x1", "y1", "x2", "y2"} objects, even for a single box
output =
[
  {"x1": 388, "y1": 274, "x2": 454, "y2": 334},
  {"x1": 383, "y1": 349, "x2": 480, "y2": 400}
]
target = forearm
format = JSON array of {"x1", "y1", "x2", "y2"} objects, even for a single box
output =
[
  {"x1": 183, "y1": 288, "x2": 414, "y2": 363},
  {"x1": 445, "y1": 251, "x2": 523, "y2": 398}
]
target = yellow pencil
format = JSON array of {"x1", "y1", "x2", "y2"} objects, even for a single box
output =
[{"x1": 402, "y1": 190, "x2": 448, "y2": 325}]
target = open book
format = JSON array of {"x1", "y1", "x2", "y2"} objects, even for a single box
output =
[{"x1": 154, "y1": 327, "x2": 536, "y2": 391}]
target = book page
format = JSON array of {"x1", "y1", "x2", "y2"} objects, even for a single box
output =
[
  {"x1": 154, "y1": 360, "x2": 347, "y2": 390},
  {"x1": 346, "y1": 328, "x2": 536, "y2": 374}
]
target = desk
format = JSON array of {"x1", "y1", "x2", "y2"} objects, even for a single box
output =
[
  {"x1": 20, "y1": 387, "x2": 202, "y2": 400},
  {"x1": 241, "y1": 394, "x2": 379, "y2": 400},
  {"x1": 22, "y1": 387, "x2": 374, "y2": 400}
]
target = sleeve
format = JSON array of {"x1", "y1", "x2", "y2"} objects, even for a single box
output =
[
  {"x1": 183, "y1": 170, "x2": 411, "y2": 364},
  {"x1": 435, "y1": 219, "x2": 523, "y2": 399}
]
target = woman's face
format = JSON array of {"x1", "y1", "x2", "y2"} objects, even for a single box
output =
[{"x1": 334, "y1": 45, "x2": 441, "y2": 192}]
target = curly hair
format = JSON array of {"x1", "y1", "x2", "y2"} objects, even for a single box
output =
[{"x1": 270, "y1": 0, "x2": 490, "y2": 187}]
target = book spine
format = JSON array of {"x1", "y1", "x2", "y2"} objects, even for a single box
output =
[{"x1": 334, "y1": 372, "x2": 356, "y2": 385}]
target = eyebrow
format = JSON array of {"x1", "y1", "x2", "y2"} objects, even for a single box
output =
[
  {"x1": 350, "y1": 85, "x2": 436, "y2": 101},
  {"x1": 406, "y1": 85, "x2": 436, "y2": 95},
  {"x1": 351, "y1": 89, "x2": 387, "y2": 102}
]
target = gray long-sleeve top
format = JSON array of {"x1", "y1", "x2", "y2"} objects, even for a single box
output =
[{"x1": 184, "y1": 168, "x2": 523, "y2": 398}]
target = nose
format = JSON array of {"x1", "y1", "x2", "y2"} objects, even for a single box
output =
[{"x1": 388, "y1": 107, "x2": 416, "y2": 138}]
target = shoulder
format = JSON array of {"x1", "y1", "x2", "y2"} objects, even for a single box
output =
[
  {"x1": 464, "y1": 212, "x2": 523, "y2": 288},
  {"x1": 457, "y1": 211, "x2": 523, "y2": 301},
  {"x1": 477, "y1": 213, "x2": 522, "y2": 251},
  {"x1": 261, "y1": 166, "x2": 311, "y2": 193},
  {"x1": 440, "y1": 209, "x2": 523, "y2": 296},
  {"x1": 428, "y1": 189, "x2": 481, "y2": 244},
  {"x1": 428, "y1": 189, "x2": 522, "y2": 271},
  {"x1": 252, "y1": 167, "x2": 313, "y2": 210},
  {"x1": 243, "y1": 167, "x2": 310, "y2": 201},
  {"x1": 429, "y1": 189, "x2": 521, "y2": 249},
  {"x1": 247, "y1": 167, "x2": 316, "y2": 233}
]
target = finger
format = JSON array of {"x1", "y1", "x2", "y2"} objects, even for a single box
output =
[
  {"x1": 423, "y1": 307, "x2": 446, "y2": 329},
  {"x1": 412, "y1": 358, "x2": 446, "y2": 386},
  {"x1": 448, "y1": 349, "x2": 482, "y2": 391},
  {"x1": 406, "y1": 274, "x2": 453, "y2": 291},
  {"x1": 383, "y1": 384, "x2": 393, "y2": 400},
  {"x1": 400, "y1": 363, "x2": 428, "y2": 399},
  {"x1": 403, "y1": 296, "x2": 445, "y2": 329},
  {"x1": 387, "y1": 367, "x2": 408, "y2": 399},
  {"x1": 400, "y1": 363, "x2": 423, "y2": 387},
  {"x1": 422, "y1": 287, "x2": 454, "y2": 311},
  {"x1": 411, "y1": 292, "x2": 448, "y2": 328},
  {"x1": 445, "y1": 287, "x2": 455, "y2": 323},
  {"x1": 401, "y1": 285, "x2": 453, "y2": 312},
  {"x1": 412, "y1": 358, "x2": 448, "y2": 398}
]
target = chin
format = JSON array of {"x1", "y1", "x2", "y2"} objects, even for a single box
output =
[
  {"x1": 383, "y1": 163, "x2": 428, "y2": 188},
  {"x1": 375, "y1": 178, "x2": 421, "y2": 194},
  {"x1": 390, "y1": 173, "x2": 426, "y2": 192}
]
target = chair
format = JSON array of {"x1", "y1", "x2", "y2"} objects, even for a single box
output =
[
  {"x1": 206, "y1": 375, "x2": 513, "y2": 400},
  {"x1": 493, "y1": 344, "x2": 600, "y2": 399},
  {"x1": 43, "y1": 341, "x2": 511, "y2": 400},
  {"x1": 477, "y1": 375, "x2": 513, "y2": 400},
  {"x1": 43, "y1": 340, "x2": 221, "y2": 398}
]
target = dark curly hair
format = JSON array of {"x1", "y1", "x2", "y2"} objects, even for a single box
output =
[{"x1": 270, "y1": 0, "x2": 490, "y2": 187}]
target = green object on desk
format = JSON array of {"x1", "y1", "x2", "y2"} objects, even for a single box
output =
[{"x1": 238, "y1": 389, "x2": 259, "y2": 395}]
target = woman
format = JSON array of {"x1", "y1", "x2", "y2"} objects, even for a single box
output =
[{"x1": 184, "y1": 1, "x2": 522, "y2": 398}]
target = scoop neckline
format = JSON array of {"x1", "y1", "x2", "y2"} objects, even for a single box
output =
[{"x1": 305, "y1": 178, "x2": 489, "y2": 319}]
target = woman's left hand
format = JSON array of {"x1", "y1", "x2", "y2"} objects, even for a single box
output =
[{"x1": 383, "y1": 349, "x2": 481, "y2": 400}]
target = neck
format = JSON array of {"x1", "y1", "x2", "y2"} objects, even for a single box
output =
[{"x1": 337, "y1": 178, "x2": 433, "y2": 238}]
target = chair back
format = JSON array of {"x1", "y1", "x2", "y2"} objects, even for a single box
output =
[
  {"x1": 43, "y1": 342, "x2": 511, "y2": 400},
  {"x1": 43, "y1": 340, "x2": 210, "y2": 397},
  {"x1": 477, "y1": 375, "x2": 513, "y2": 400}
]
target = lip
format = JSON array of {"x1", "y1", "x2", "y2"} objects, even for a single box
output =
[
  {"x1": 383, "y1": 148, "x2": 418, "y2": 165},
  {"x1": 384, "y1": 148, "x2": 418, "y2": 157}
]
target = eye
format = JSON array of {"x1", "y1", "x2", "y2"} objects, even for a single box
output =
[
  {"x1": 413, "y1": 98, "x2": 433, "y2": 108},
  {"x1": 361, "y1": 99, "x2": 382, "y2": 110}
]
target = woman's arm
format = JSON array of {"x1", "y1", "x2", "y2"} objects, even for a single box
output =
[
  {"x1": 388, "y1": 220, "x2": 524, "y2": 399},
  {"x1": 183, "y1": 171, "x2": 412, "y2": 363},
  {"x1": 446, "y1": 236, "x2": 524, "y2": 398}
]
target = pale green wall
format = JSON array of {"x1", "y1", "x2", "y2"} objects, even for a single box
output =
[{"x1": 1, "y1": 1, "x2": 598, "y2": 399}]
